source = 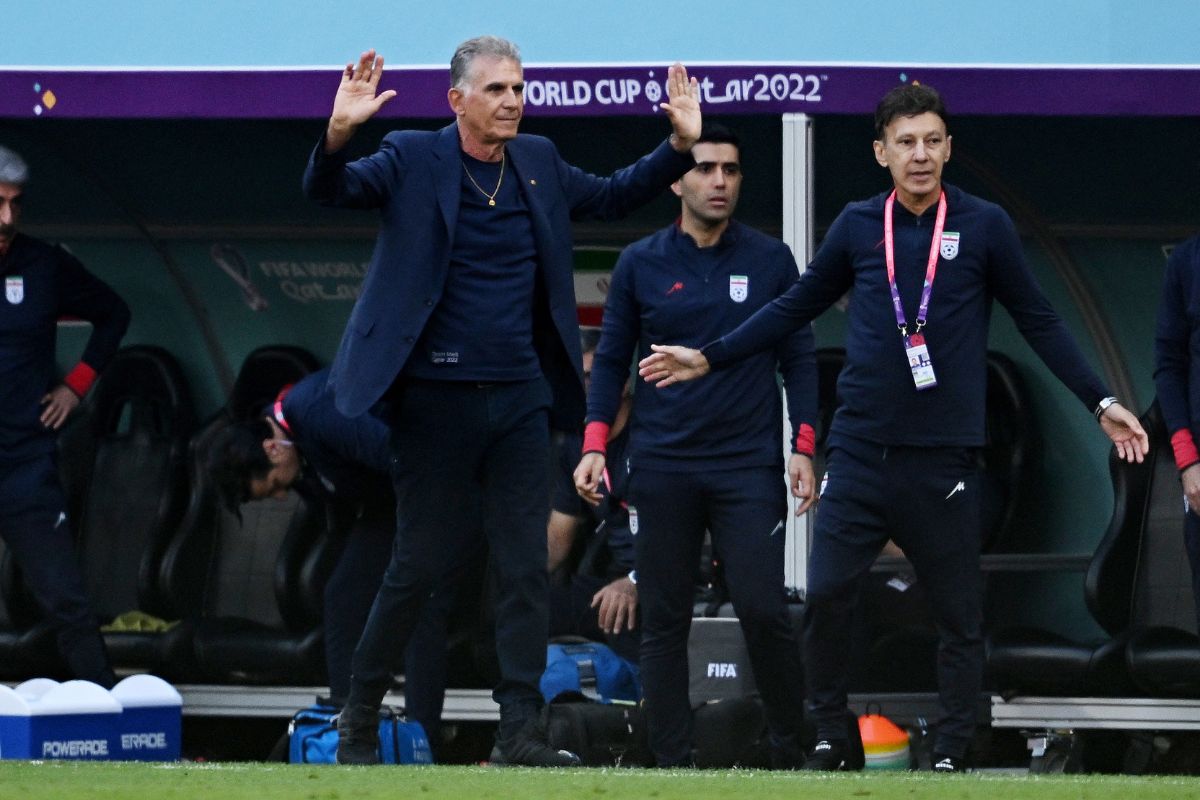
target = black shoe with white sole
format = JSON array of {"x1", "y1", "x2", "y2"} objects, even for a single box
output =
[
  {"x1": 490, "y1": 716, "x2": 582, "y2": 767},
  {"x1": 801, "y1": 739, "x2": 847, "y2": 771}
]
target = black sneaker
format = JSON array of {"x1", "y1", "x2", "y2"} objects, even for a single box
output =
[
  {"x1": 491, "y1": 716, "x2": 582, "y2": 767},
  {"x1": 931, "y1": 753, "x2": 965, "y2": 773},
  {"x1": 335, "y1": 704, "x2": 380, "y2": 765},
  {"x1": 801, "y1": 739, "x2": 847, "y2": 771}
]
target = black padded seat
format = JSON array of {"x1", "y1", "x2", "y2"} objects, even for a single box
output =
[
  {"x1": 164, "y1": 345, "x2": 336, "y2": 684},
  {"x1": 985, "y1": 405, "x2": 1158, "y2": 697},
  {"x1": 0, "y1": 346, "x2": 196, "y2": 681},
  {"x1": 1123, "y1": 405, "x2": 1200, "y2": 696}
]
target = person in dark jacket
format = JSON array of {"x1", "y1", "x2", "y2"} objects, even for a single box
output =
[
  {"x1": 210, "y1": 367, "x2": 459, "y2": 748},
  {"x1": 637, "y1": 84, "x2": 1148, "y2": 773},
  {"x1": 303, "y1": 34, "x2": 701, "y2": 766},
  {"x1": 1154, "y1": 233, "x2": 1200, "y2": 633},
  {"x1": 0, "y1": 144, "x2": 130, "y2": 688}
]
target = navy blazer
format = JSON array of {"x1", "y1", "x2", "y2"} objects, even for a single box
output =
[{"x1": 303, "y1": 123, "x2": 694, "y2": 430}]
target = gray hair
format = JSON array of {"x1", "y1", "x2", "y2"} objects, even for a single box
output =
[
  {"x1": 0, "y1": 145, "x2": 29, "y2": 185},
  {"x1": 450, "y1": 36, "x2": 521, "y2": 90}
]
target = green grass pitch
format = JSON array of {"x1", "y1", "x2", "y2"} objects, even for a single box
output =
[{"x1": 1, "y1": 763, "x2": 1200, "y2": 800}]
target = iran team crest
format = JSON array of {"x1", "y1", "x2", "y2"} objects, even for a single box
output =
[
  {"x1": 628, "y1": 506, "x2": 638, "y2": 535},
  {"x1": 939, "y1": 231, "x2": 960, "y2": 260},
  {"x1": 729, "y1": 275, "x2": 748, "y2": 302},
  {"x1": 5, "y1": 276, "x2": 23, "y2": 304}
]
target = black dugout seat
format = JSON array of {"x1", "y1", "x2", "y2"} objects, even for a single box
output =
[
  {"x1": 1123, "y1": 407, "x2": 1200, "y2": 696},
  {"x1": 167, "y1": 346, "x2": 337, "y2": 684},
  {"x1": 836, "y1": 350, "x2": 1034, "y2": 692},
  {"x1": 0, "y1": 346, "x2": 196, "y2": 680},
  {"x1": 985, "y1": 405, "x2": 1158, "y2": 697}
]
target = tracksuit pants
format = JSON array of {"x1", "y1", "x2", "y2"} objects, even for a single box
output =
[
  {"x1": 629, "y1": 465, "x2": 805, "y2": 766},
  {"x1": 807, "y1": 436, "x2": 983, "y2": 759},
  {"x1": 0, "y1": 454, "x2": 115, "y2": 687},
  {"x1": 347, "y1": 377, "x2": 551, "y2": 741}
]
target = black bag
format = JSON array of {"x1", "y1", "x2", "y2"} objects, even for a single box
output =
[
  {"x1": 543, "y1": 701, "x2": 655, "y2": 767},
  {"x1": 692, "y1": 697, "x2": 865, "y2": 770}
]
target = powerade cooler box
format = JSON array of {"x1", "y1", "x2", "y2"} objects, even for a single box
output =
[
  {"x1": 111, "y1": 675, "x2": 182, "y2": 761},
  {"x1": 0, "y1": 679, "x2": 121, "y2": 760}
]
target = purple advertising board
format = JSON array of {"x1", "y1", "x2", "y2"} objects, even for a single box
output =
[{"x1": 1, "y1": 63, "x2": 1196, "y2": 119}]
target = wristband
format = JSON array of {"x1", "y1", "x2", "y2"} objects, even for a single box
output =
[
  {"x1": 1172, "y1": 429, "x2": 1200, "y2": 472},
  {"x1": 582, "y1": 421, "x2": 610, "y2": 455},
  {"x1": 793, "y1": 423, "x2": 816, "y2": 457},
  {"x1": 63, "y1": 362, "x2": 98, "y2": 398}
]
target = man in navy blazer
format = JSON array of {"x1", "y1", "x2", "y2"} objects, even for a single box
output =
[{"x1": 303, "y1": 35, "x2": 701, "y2": 766}]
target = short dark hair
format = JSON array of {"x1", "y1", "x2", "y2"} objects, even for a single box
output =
[
  {"x1": 874, "y1": 83, "x2": 948, "y2": 141},
  {"x1": 696, "y1": 122, "x2": 740, "y2": 150},
  {"x1": 208, "y1": 417, "x2": 274, "y2": 516}
]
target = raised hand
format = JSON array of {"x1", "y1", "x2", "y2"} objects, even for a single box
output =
[
  {"x1": 325, "y1": 49, "x2": 398, "y2": 152},
  {"x1": 660, "y1": 62, "x2": 701, "y2": 152},
  {"x1": 638, "y1": 344, "x2": 710, "y2": 387},
  {"x1": 1099, "y1": 402, "x2": 1149, "y2": 463}
]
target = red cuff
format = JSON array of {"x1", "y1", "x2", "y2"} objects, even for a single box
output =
[
  {"x1": 1172, "y1": 428, "x2": 1200, "y2": 471},
  {"x1": 793, "y1": 423, "x2": 816, "y2": 457},
  {"x1": 63, "y1": 362, "x2": 98, "y2": 398},
  {"x1": 582, "y1": 421, "x2": 611, "y2": 455}
]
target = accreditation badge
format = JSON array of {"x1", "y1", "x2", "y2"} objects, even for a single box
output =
[
  {"x1": 904, "y1": 333, "x2": 938, "y2": 391},
  {"x1": 5, "y1": 276, "x2": 23, "y2": 304},
  {"x1": 729, "y1": 275, "x2": 748, "y2": 303}
]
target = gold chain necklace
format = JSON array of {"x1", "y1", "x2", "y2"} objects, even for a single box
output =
[{"x1": 462, "y1": 153, "x2": 505, "y2": 207}]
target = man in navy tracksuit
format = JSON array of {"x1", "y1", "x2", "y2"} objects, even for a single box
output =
[
  {"x1": 576, "y1": 124, "x2": 818, "y2": 768},
  {"x1": 209, "y1": 366, "x2": 458, "y2": 746},
  {"x1": 0, "y1": 145, "x2": 129, "y2": 688},
  {"x1": 1154, "y1": 234, "x2": 1200, "y2": 632},
  {"x1": 639, "y1": 85, "x2": 1149, "y2": 772}
]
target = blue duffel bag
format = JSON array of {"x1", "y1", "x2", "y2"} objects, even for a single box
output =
[
  {"x1": 540, "y1": 641, "x2": 641, "y2": 704},
  {"x1": 287, "y1": 704, "x2": 433, "y2": 764}
]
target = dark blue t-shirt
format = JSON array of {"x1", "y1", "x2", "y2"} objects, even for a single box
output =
[{"x1": 403, "y1": 152, "x2": 540, "y2": 381}]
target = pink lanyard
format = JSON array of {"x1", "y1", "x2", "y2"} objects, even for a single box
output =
[{"x1": 883, "y1": 189, "x2": 946, "y2": 336}]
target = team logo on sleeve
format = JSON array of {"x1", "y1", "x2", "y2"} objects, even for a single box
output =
[
  {"x1": 5, "y1": 276, "x2": 23, "y2": 304},
  {"x1": 939, "y1": 232, "x2": 960, "y2": 260},
  {"x1": 729, "y1": 275, "x2": 748, "y2": 302}
]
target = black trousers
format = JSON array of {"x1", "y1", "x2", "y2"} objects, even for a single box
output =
[
  {"x1": 323, "y1": 502, "x2": 456, "y2": 742},
  {"x1": 1184, "y1": 509, "x2": 1200, "y2": 635},
  {"x1": 629, "y1": 465, "x2": 805, "y2": 767},
  {"x1": 347, "y1": 377, "x2": 552, "y2": 740},
  {"x1": 807, "y1": 436, "x2": 983, "y2": 758},
  {"x1": 0, "y1": 454, "x2": 114, "y2": 687}
]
